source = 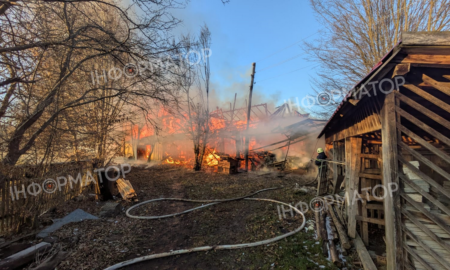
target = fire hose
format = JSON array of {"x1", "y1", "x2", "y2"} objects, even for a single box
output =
[{"x1": 104, "y1": 187, "x2": 306, "y2": 270}]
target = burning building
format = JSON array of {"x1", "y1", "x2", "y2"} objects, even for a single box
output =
[{"x1": 123, "y1": 101, "x2": 326, "y2": 172}]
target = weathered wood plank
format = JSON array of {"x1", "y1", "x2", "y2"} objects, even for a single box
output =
[
  {"x1": 399, "y1": 141, "x2": 450, "y2": 185},
  {"x1": 347, "y1": 137, "x2": 362, "y2": 239},
  {"x1": 404, "y1": 244, "x2": 435, "y2": 270},
  {"x1": 354, "y1": 232, "x2": 377, "y2": 270},
  {"x1": 404, "y1": 227, "x2": 450, "y2": 269},
  {"x1": 399, "y1": 155, "x2": 450, "y2": 201},
  {"x1": 397, "y1": 107, "x2": 450, "y2": 148},
  {"x1": 422, "y1": 74, "x2": 450, "y2": 96},
  {"x1": 356, "y1": 215, "x2": 386, "y2": 225},
  {"x1": 402, "y1": 192, "x2": 450, "y2": 236},
  {"x1": 400, "y1": 173, "x2": 450, "y2": 217},
  {"x1": 332, "y1": 141, "x2": 339, "y2": 195},
  {"x1": 381, "y1": 92, "x2": 403, "y2": 270},
  {"x1": 402, "y1": 208, "x2": 450, "y2": 253},
  {"x1": 328, "y1": 206, "x2": 351, "y2": 249},
  {"x1": 358, "y1": 173, "x2": 382, "y2": 180},
  {"x1": 361, "y1": 178, "x2": 369, "y2": 245},
  {"x1": 403, "y1": 84, "x2": 450, "y2": 113},
  {"x1": 365, "y1": 203, "x2": 384, "y2": 210},
  {"x1": 399, "y1": 124, "x2": 450, "y2": 166},
  {"x1": 402, "y1": 32, "x2": 450, "y2": 46},
  {"x1": 0, "y1": 242, "x2": 51, "y2": 270},
  {"x1": 401, "y1": 54, "x2": 450, "y2": 65},
  {"x1": 360, "y1": 153, "x2": 380, "y2": 159}
]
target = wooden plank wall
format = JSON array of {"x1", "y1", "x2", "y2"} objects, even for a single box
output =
[
  {"x1": 325, "y1": 99, "x2": 382, "y2": 144},
  {"x1": 0, "y1": 161, "x2": 97, "y2": 235},
  {"x1": 396, "y1": 70, "x2": 450, "y2": 270}
]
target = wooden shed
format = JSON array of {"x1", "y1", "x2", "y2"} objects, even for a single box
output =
[{"x1": 318, "y1": 32, "x2": 450, "y2": 269}]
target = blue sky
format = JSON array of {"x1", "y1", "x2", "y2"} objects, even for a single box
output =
[{"x1": 172, "y1": 0, "x2": 322, "y2": 111}]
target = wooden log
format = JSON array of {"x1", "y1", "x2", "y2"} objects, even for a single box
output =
[
  {"x1": 0, "y1": 242, "x2": 51, "y2": 270},
  {"x1": 328, "y1": 206, "x2": 351, "y2": 249},
  {"x1": 315, "y1": 205, "x2": 322, "y2": 241},
  {"x1": 354, "y1": 232, "x2": 377, "y2": 270},
  {"x1": 30, "y1": 251, "x2": 68, "y2": 270},
  {"x1": 320, "y1": 209, "x2": 328, "y2": 256},
  {"x1": 324, "y1": 210, "x2": 341, "y2": 267}
]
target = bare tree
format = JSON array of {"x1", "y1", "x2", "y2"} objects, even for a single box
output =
[
  {"x1": 0, "y1": 0, "x2": 185, "y2": 166},
  {"x1": 304, "y1": 0, "x2": 450, "y2": 116}
]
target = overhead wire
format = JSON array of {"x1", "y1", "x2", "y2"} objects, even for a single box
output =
[
  {"x1": 256, "y1": 53, "x2": 303, "y2": 72},
  {"x1": 255, "y1": 32, "x2": 319, "y2": 63},
  {"x1": 255, "y1": 64, "x2": 319, "y2": 84}
]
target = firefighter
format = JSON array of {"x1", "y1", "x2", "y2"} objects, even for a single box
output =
[{"x1": 315, "y1": 148, "x2": 327, "y2": 181}]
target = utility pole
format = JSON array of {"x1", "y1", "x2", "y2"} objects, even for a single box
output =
[{"x1": 245, "y1": 62, "x2": 256, "y2": 172}]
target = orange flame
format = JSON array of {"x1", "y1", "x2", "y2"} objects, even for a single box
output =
[{"x1": 206, "y1": 150, "x2": 220, "y2": 166}]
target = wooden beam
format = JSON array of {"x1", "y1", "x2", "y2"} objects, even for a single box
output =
[
  {"x1": 395, "y1": 91, "x2": 450, "y2": 133},
  {"x1": 347, "y1": 137, "x2": 362, "y2": 239},
  {"x1": 393, "y1": 63, "x2": 410, "y2": 77},
  {"x1": 399, "y1": 141, "x2": 450, "y2": 183},
  {"x1": 400, "y1": 173, "x2": 450, "y2": 217},
  {"x1": 360, "y1": 153, "x2": 379, "y2": 159},
  {"x1": 403, "y1": 244, "x2": 434, "y2": 270},
  {"x1": 401, "y1": 192, "x2": 450, "y2": 236},
  {"x1": 0, "y1": 242, "x2": 51, "y2": 270},
  {"x1": 422, "y1": 74, "x2": 450, "y2": 96},
  {"x1": 397, "y1": 107, "x2": 450, "y2": 148},
  {"x1": 332, "y1": 141, "x2": 339, "y2": 194},
  {"x1": 402, "y1": 208, "x2": 450, "y2": 254},
  {"x1": 354, "y1": 232, "x2": 377, "y2": 270},
  {"x1": 400, "y1": 54, "x2": 450, "y2": 65},
  {"x1": 403, "y1": 84, "x2": 450, "y2": 113},
  {"x1": 399, "y1": 124, "x2": 450, "y2": 166},
  {"x1": 381, "y1": 92, "x2": 403, "y2": 270},
  {"x1": 358, "y1": 173, "x2": 382, "y2": 180},
  {"x1": 366, "y1": 203, "x2": 384, "y2": 210},
  {"x1": 356, "y1": 215, "x2": 386, "y2": 225},
  {"x1": 402, "y1": 32, "x2": 450, "y2": 46},
  {"x1": 444, "y1": 75, "x2": 450, "y2": 81},
  {"x1": 328, "y1": 206, "x2": 351, "y2": 249},
  {"x1": 398, "y1": 155, "x2": 450, "y2": 201}
]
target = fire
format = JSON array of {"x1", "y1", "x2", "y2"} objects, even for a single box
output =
[{"x1": 206, "y1": 150, "x2": 220, "y2": 166}]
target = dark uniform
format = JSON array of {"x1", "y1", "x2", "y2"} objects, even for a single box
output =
[
  {"x1": 315, "y1": 152, "x2": 327, "y2": 166},
  {"x1": 315, "y1": 151, "x2": 328, "y2": 182}
]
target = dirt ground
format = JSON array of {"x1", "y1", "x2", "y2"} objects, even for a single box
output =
[{"x1": 8, "y1": 165, "x2": 348, "y2": 269}]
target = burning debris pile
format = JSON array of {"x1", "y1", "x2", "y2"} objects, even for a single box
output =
[{"x1": 124, "y1": 101, "x2": 326, "y2": 173}]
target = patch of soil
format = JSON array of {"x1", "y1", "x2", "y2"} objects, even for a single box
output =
[{"x1": 32, "y1": 165, "x2": 335, "y2": 269}]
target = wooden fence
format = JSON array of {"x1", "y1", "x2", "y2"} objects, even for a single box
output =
[{"x1": 0, "y1": 161, "x2": 98, "y2": 235}]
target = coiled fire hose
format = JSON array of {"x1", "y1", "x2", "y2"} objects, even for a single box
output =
[{"x1": 104, "y1": 187, "x2": 306, "y2": 270}]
